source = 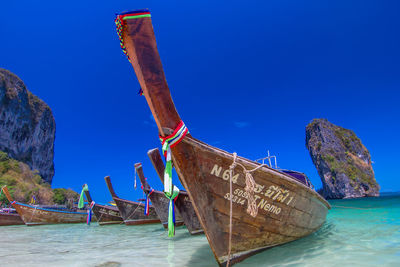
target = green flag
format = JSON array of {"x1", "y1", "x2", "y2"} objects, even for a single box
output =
[{"x1": 78, "y1": 184, "x2": 89, "y2": 209}]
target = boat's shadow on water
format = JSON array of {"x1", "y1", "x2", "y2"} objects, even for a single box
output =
[{"x1": 187, "y1": 222, "x2": 336, "y2": 267}]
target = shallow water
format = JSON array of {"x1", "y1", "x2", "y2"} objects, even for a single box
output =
[{"x1": 1, "y1": 194, "x2": 399, "y2": 267}]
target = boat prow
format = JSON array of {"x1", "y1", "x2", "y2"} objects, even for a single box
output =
[
  {"x1": 83, "y1": 184, "x2": 123, "y2": 225},
  {"x1": 104, "y1": 176, "x2": 160, "y2": 225},
  {"x1": 115, "y1": 9, "x2": 330, "y2": 265},
  {"x1": 2, "y1": 186, "x2": 90, "y2": 225}
]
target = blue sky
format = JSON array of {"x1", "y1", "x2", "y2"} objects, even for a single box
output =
[{"x1": 1, "y1": 1, "x2": 399, "y2": 203}]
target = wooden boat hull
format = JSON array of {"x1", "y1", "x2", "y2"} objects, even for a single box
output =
[
  {"x1": 92, "y1": 204, "x2": 123, "y2": 225},
  {"x1": 173, "y1": 191, "x2": 203, "y2": 234},
  {"x1": 0, "y1": 213, "x2": 25, "y2": 226},
  {"x1": 117, "y1": 10, "x2": 330, "y2": 265},
  {"x1": 2, "y1": 186, "x2": 89, "y2": 225},
  {"x1": 104, "y1": 176, "x2": 160, "y2": 226},
  {"x1": 148, "y1": 148, "x2": 203, "y2": 234},
  {"x1": 173, "y1": 137, "x2": 329, "y2": 265},
  {"x1": 84, "y1": 187, "x2": 123, "y2": 225},
  {"x1": 10, "y1": 202, "x2": 89, "y2": 226},
  {"x1": 112, "y1": 196, "x2": 160, "y2": 225}
]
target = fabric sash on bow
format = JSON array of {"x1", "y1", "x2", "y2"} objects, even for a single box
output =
[
  {"x1": 78, "y1": 184, "x2": 89, "y2": 209},
  {"x1": 141, "y1": 181, "x2": 154, "y2": 216},
  {"x1": 87, "y1": 201, "x2": 95, "y2": 225},
  {"x1": 159, "y1": 121, "x2": 189, "y2": 237}
]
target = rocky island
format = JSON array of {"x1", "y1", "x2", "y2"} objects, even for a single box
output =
[
  {"x1": 0, "y1": 68, "x2": 78, "y2": 204},
  {"x1": 306, "y1": 118, "x2": 380, "y2": 199}
]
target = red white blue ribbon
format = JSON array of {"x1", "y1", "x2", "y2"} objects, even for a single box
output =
[
  {"x1": 87, "y1": 201, "x2": 95, "y2": 225},
  {"x1": 144, "y1": 188, "x2": 154, "y2": 216},
  {"x1": 159, "y1": 121, "x2": 188, "y2": 237}
]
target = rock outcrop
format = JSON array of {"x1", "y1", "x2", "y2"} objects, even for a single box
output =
[
  {"x1": 0, "y1": 68, "x2": 55, "y2": 183},
  {"x1": 306, "y1": 118, "x2": 379, "y2": 199}
]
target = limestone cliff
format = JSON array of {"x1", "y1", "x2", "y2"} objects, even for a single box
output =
[
  {"x1": 306, "y1": 118, "x2": 379, "y2": 199},
  {"x1": 0, "y1": 68, "x2": 55, "y2": 183}
]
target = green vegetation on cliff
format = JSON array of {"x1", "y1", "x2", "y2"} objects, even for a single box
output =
[{"x1": 0, "y1": 151, "x2": 78, "y2": 206}]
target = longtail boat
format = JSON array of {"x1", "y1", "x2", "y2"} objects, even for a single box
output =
[
  {"x1": 147, "y1": 148, "x2": 203, "y2": 235},
  {"x1": 2, "y1": 186, "x2": 89, "y2": 226},
  {"x1": 83, "y1": 185, "x2": 123, "y2": 225},
  {"x1": 135, "y1": 163, "x2": 184, "y2": 228},
  {"x1": 115, "y1": 9, "x2": 331, "y2": 266},
  {"x1": 104, "y1": 176, "x2": 160, "y2": 225},
  {"x1": 0, "y1": 210, "x2": 24, "y2": 226}
]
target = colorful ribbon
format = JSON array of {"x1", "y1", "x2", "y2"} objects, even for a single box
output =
[
  {"x1": 144, "y1": 188, "x2": 154, "y2": 216},
  {"x1": 159, "y1": 121, "x2": 189, "y2": 237},
  {"x1": 115, "y1": 15, "x2": 130, "y2": 62},
  {"x1": 87, "y1": 201, "x2": 95, "y2": 225},
  {"x1": 166, "y1": 188, "x2": 180, "y2": 237},
  {"x1": 29, "y1": 195, "x2": 36, "y2": 205},
  {"x1": 115, "y1": 9, "x2": 151, "y2": 63},
  {"x1": 78, "y1": 184, "x2": 89, "y2": 209}
]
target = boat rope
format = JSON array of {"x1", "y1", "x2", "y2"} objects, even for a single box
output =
[
  {"x1": 227, "y1": 153, "x2": 235, "y2": 267},
  {"x1": 97, "y1": 209, "x2": 104, "y2": 222},
  {"x1": 124, "y1": 202, "x2": 142, "y2": 221},
  {"x1": 231, "y1": 153, "x2": 267, "y2": 217},
  {"x1": 159, "y1": 120, "x2": 189, "y2": 237},
  {"x1": 226, "y1": 152, "x2": 268, "y2": 266},
  {"x1": 78, "y1": 184, "x2": 89, "y2": 209}
]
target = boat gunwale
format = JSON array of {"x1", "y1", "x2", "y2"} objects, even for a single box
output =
[
  {"x1": 183, "y1": 136, "x2": 331, "y2": 209},
  {"x1": 13, "y1": 202, "x2": 88, "y2": 215}
]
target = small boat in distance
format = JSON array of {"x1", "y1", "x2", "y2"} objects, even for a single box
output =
[
  {"x1": 0, "y1": 208, "x2": 24, "y2": 226},
  {"x1": 135, "y1": 163, "x2": 184, "y2": 229},
  {"x1": 147, "y1": 148, "x2": 203, "y2": 235},
  {"x1": 115, "y1": 9, "x2": 330, "y2": 266},
  {"x1": 104, "y1": 176, "x2": 160, "y2": 225},
  {"x1": 83, "y1": 184, "x2": 123, "y2": 225},
  {"x1": 2, "y1": 186, "x2": 89, "y2": 226}
]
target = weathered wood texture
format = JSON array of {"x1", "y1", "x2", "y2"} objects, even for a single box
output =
[
  {"x1": 0, "y1": 212, "x2": 24, "y2": 226},
  {"x1": 104, "y1": 176, "x2": 160, "y2": 225},
  {"x1": 135, "y1": 162, "x2": 184, "y2": 228},
  {"x1": 120, "y1": 12, "x2": 330, "y2": 266},
  {"x1": 147, "y1": 148, "x2": 203, "y2": 234},
  {"x1": 84, "y1": 187, "x2": 123, "y2": 225},
  {"x1": 2, "y1": 186, "x2": 89, "y2": 226}
]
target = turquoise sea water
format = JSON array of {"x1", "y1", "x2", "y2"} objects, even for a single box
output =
[{"x1": 1, "y1": 194, "x2": 399, "y2": 267}]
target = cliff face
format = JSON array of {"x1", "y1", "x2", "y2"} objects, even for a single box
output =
[
  {"x1": 0, "y1": 69, "x2": 55, "y2": 184},
  {"x1": 306, "y1": 119, "x2": 379, "y2": 199}
]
